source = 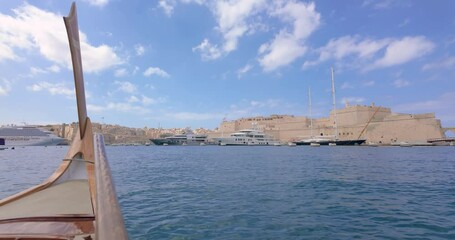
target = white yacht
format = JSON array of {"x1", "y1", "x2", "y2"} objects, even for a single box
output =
[
  {"x1": 0, "y1": 126, "x2": 64, "y2": 146},
  {"x1": 150, "y1": 130, "x2": 209, "y2": 146},
  {"x1": 213, "y1": 129, "x2": 280, "y2": 146}
]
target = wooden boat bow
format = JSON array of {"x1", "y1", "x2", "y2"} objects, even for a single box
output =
[{"x1": 0, "y1": 2, "x2": 128, "y2": 239}]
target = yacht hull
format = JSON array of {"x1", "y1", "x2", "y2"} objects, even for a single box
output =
[{"x1": 294, "y1": 139, "x2": 366, "y2": 146}]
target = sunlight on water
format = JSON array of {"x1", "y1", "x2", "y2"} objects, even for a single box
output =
[{"x1": 1, "y1": 146, "x2": 454, "y2": 239}]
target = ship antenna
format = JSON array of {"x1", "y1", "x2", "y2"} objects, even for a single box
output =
[
  {"x1": 309, "y1": 87, "x2": 313, "y2": 138},
  {"x1": 331, "y1": 67, "x2": 338, "y2": 140}
]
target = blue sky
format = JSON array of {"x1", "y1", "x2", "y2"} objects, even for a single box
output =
[{"x1": 0, "y1": 0, "x2": 454, "y2": 129}]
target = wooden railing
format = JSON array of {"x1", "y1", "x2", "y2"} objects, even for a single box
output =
[{"x1": 94, "y1": 133, "x2": 128, "y2": 239}]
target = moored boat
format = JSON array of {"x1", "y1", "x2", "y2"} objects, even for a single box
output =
[
  {"x1": 213, "y1": 129, "x2": 280, "y2": 146},
  {"x1": 0, "y1": 126, "x2": 64, "y2": 146},
  {"x1": 294, "y1": 138, "x2": 366, "y2": 146},
  {"x1": 293, "y1": 68, "x2": 366, "y2": 146},
  {"x1": 0, "y1": 3, "x2": 127, "y2": 239},
  {"x1": 0, "y1": 138, "x2": 6, "y2": 150},
  {"x1": 150, "y1": 131, "x2": 209, "y2": 146}
]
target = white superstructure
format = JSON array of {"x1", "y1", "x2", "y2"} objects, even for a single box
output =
[
  {"x1": 0, "y1": 126, "x2": 64, "y2": 146},
  {"x1": 213, "y1": 129, "x2": 280, "y2": 146}
]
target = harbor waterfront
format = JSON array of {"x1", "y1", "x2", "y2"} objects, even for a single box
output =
[{"x1": 1, "y1": 146, "x2": 454, "y2": 239}]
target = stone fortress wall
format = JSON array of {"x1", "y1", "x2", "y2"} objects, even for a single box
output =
[{"x1": 209, "y1": 103, "x2": 446, "y2": 144}]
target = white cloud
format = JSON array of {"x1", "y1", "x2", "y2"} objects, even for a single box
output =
[
  {"x1": 181, "y1": 0, "x2": 205, "y2": 4},
  {"x1": 422, "y1": 56, "x2": 455, "y2": 71},
  {"x1": 132, "y1": 66, "x2": 140, "y2": 75},
  {"x1": 393, "y1": 92, "x2": 455, "y2": 125},
  {"x1": 362, "y1": 0, "x2": 407, "y2": 9},
  {"x1": 141, "y1": 95, "x2": 155, "y2": 105},
  {"x1": 144, "y1": 67, "x2": 170, "y2": 78},
  {"x1": 0, "y1": 42, "x2": 19, "y2": 61},
  {"x1": 0, "y1": 79, "x2": 11, "y2": 96},
  {"x1": 363, "y1": 80, "x2": 375, "y2": 87},
  {"x1": 192, "y1": 0, "x2": 320, "y2": 70},
  {"x1": 29, "y1": 65, "x2": 61, "y2": 76},
  {"x1": 393, "y1": 79, "x2": 410, "y2": 88},
  {"x1": 303, "y1": 35, "x2": 390, "y2": 69},
  {"x1": 27, "y1": 81, "x2": 74, "y2": 97},
  {"x1": 106, "y1": 102, "x2": 149, "y2": 114},
  {"x1": 114, "y1": 68, "x2": 128, "y2": 77},
  {"x1": 127, "y1": 95, "x2": 140, "y2": 103},
  {"x1": 304, "y1": 36, "x2": 434, "y2": 71},
  {"x1": 48, "y1": 64, "x2": 60, "y2": 73},
  {"x1": 145, "y1": 83, "x2": 155, "y2": 90},
  {"x1": 87, "y1": 104, "x2": 105, "y2": 113},
  {"x1": 193, "y1": 0, "x2": 266, "y2": 60},
  {"x1": 128, "y1": 95, "x2": 164, "y2": 105},
  {"x1": 258, "y1": 1, "x2": 320, "y2": 71},
  {"x1": 166, "y1": 111, "x2": 224, "y2": 120},
  {"x1": 30, "y1": 67, "x2": 47, "y2": 75},
  {"x1": 0, "y1": 4, "x2": 122, "y2": 73},
  {"x1": 88, "y1": 95, "x2": 165, "y2": 114},
  {"x1": 192, "y1": 38, "x2": 222, "y2": 60},
  {"x1": 340, "y1": 82, "x2": 354, "y2": 89},
  {"x1": 249, "y1": 99, "x2": 281, "y2": 108},
  {"x1": 135, "y1": 44, "x2": 146, "y2": 56},
  {"x1": 259, "y1": 31, "x2": 308, "y2": 72},
  {"x1": 369, "y1": 36, "x2": 434, "y2": 70},
  {"x1": 214, "y1": 0, "x2": 265, "y2": 52},
  {"x1": 114, "y1": 81, "x2": 137, "y2": 93},
  {"x1": 158, "y1": 0, "x2": 176, "y2": 17},
  {"x1": 83, "y1": 0, "x2": 110, "y2": 7},
  {"x1": 398, "y1": 18, "x2": 410, "y2": 28},
  {"x1": 237, "y1": 64, "x2": 253, "y2": 78}
]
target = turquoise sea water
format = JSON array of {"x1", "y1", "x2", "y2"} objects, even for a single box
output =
[{"x1": 1, "y1": 146, "x2": 454, "y2": 239}]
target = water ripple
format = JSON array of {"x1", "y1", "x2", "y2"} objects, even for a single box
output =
[{"x1": 1, "y1": 146, "x2": 454, "y2": 239}]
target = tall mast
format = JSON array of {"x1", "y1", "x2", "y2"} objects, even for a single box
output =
[
  {"x1": 309, "y1": 87, "x2": 313, "y2": 138},
  {"x1": 331, "y1": 67, "x2": 338, "y2": 140}
]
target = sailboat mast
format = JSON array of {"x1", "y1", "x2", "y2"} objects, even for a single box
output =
[
  {"x1": 309, "y1": 87, "x2": 313, "y2": 138},
  {"x1": 331, "y1": 67, "x2": 338, "y2": 140}
]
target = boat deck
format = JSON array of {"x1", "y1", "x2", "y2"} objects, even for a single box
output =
[
  {"x1": 0, "y1": 180, "x2": 94, "y2": 239},
  {"x1": 0, "y1": 180, "x2": 93, "y2": 220}
]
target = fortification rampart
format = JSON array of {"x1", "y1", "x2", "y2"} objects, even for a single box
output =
[{"x1": 211, "y1": 103, "x2": 445, "y2": 144}]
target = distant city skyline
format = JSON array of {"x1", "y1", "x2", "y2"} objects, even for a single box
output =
[{"x1": 0, "y1": 0, "x2": 454, "y2": 129}]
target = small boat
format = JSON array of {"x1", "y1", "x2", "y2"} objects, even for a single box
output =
[
  {"x1": 390, "y1": 141, "x2": 413, "y2": 147},
  {"x1": 310, "y1": 142, "x2": 321, "y2": 147},
  {"x1": 287, "y1": 142, "x2": 297, "y2": 147},
  {"x1": 328, "y1": 142, "x2": 337, "y2": 146},
  {"x1": 0, "y1": 3, "x2": 127, "y2": 239},
  {"x1": 0, "y1": 138, "x2": 6, "y2": 150},
  {"x1": 368, "y1": 142, "x2": 379, "y2": 147},
  {"x1": 399, "y1": 142, "x2": 413, "y2": 147}
]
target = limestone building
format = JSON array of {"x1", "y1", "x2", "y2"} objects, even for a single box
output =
[{"x1": 210, "y1": 103, "x2": 445, "y2": 144}]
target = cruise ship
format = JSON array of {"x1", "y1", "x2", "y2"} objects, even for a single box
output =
[
  {"x1": 212, "y1": 129, "x2": 281, "y2": 146},
  {"x1": 0, "y1": 126, "x2": 64, "y2": 146},
  {"x1": 150, "y1": 132, "x2": 209, "y2": 145}
]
